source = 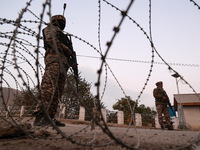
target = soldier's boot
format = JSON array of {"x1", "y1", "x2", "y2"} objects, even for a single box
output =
[
  {"x1": 33, "y1": 111, "x2": 50, "y2": 126},
  {"x1": 33, "y1": 110, "x2": 65, "y2": 127},
  {"x1": 160, "y1": 123, "x2": 165, "y2": 129},
  {"x1": 52, "y1": 119, "x2": 65, "y2": 127},
  {"x1": 167, "y1": 125, "x2": 174, "y2": 130}
]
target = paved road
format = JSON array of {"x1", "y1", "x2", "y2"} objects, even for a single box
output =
[
  {"x1": 67, "y1": 124, "x2": 200, "y2": 149},
  {"x1": 0, "y1": 122, "x2": 200, "y2": 150}
]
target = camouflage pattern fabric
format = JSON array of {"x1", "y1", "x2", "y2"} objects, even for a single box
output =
[
  {"x1": 51, "y1": 15, "x2": 66, "y2": 31},
  {"x1": 156, "y1": 104, "x2": 171, "y2": 127},
  {"x1": 153, "y1": 87, "x2": 170, "y2": 106},
  {"x1": 43, "y1": 25, "x2": 71, "y2": 65},
  {"x1": 38, "y1": 23, "x2": 71, "y2": 119},
  {"x1": 153, "y1": 87, "x2": 172, "y2": 128},
  {"x1": 40, "y1": 62, "x2": 66, "y2": 118}
]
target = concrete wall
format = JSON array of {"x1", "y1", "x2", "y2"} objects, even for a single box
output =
[
  {"x1": 135, "y1": 113, "x2": 142, "y2": 126},
  {"x1": 171, "y1": 117, "x2": 179, "y2": 129},
  {"x1": 183, "y1": 106, "x2": 200, "y2": 130},
  {"x1": 101, "y1": 109, "x2": 107, "y2": 123},
  {"x1": 117, "y1": 111, "x2": 124, "y2": 125},
  {"x1": 155, "y1": 115, "x2": 160, "y2": 128},
  {"x1": 79, "y1": 106, "x2": 85, "y2": 121}
]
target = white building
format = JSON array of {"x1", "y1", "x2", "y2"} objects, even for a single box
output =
[{"x1": 174, "y1": 93, "x2": 200, "y2": 130}]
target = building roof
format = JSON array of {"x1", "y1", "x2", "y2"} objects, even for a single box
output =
[
  {"x1": 173, "y1": 93, "x2": 200, "y2": 111},
  {"x1": 174, "y1": 93, "x2": 200, "y2": 103}
]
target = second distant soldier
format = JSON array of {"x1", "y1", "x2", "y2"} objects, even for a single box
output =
[{"x1": 153, "y1": 81, "x2": 173, "y2": 130}]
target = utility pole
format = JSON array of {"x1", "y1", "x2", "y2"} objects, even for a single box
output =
[
  {"x1": 172, "y1": 73, "x2": 180, "y2": 94},
  {"x1": 171, "y1": 73, "x2": 186, "y2": 129}
]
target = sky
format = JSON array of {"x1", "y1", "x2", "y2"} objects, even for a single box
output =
[{"x1": 0, "y1": 0, "x2": 200, "y2": 111}]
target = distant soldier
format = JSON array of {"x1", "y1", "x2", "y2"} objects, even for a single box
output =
[
  {"x1": 153, "y1": 81, "x2": 173, "y2": 130},
  {"x1": 33, "y1": 15, "x2": 73, "y2": 127}
]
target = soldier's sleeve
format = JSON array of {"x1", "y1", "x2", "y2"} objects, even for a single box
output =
[
  {"x1": 59, "y1": 43, "x2": 72, "y2": 56},
  {"x1": 163, "y1": 90, "x2": 170, "y2": 103},
  {"x1": 153, "y1": 88, "x2": 163, "y2": 99},
  {"x1": 164, "y1": 90, "x2": 172, "y2": 108},
  {"x1": 54, "y1": 31, "x2": 72, "y2": 56},
  {"x1": 43, "y1": 27, "x2": 72, "y2": 56}
]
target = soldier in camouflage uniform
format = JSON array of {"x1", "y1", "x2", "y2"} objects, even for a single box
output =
[
  {"x1": 153, "y1": 81, "x2": 173, "y2": 130},
  {"x1": 33, "y1": 15, "x2": 72, "y2": 127}
]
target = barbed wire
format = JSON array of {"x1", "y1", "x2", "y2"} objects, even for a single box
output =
[
  {"x1": 97, "y1": 0, "x2": 109, "y2": 104},
  {"x1": 0, "y1": 0, "x2": 200, "y2": 149},
  {"x1": 95, "y1": 1, "x2": 141, "y2": 149},
  {"x1": 77, "y1": 55, "x2": 200, "y2": 67},
  {"x1": 189, "y1": 0, "x2": 200, "y2": 10}
]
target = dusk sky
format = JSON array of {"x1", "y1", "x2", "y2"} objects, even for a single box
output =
[{"x1": 0, "y1": 0, "x2": 200, "y2": 110}]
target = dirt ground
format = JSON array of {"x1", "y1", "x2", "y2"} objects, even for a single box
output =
[{"x1": 0, "y1": 119, "x2": 200, "y2": 150}]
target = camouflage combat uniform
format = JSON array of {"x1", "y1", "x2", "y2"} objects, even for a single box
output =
[
  {"x1": 153, "y1": 82, "x2": 172, "y2": 129},
  {"x1": 41, "y1": 22, "x2": 72, "y2": 118},
  {"x1": 34, "y1": 15, "x2": 72, "y2": 126}
]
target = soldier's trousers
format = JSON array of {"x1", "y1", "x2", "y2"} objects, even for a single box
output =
[
  {"x1": 40, "y1": 62, "x2": 66, "y2": 118},
  {"x1": 156, "y1": 104, "x2": 171, "y2": 127}
]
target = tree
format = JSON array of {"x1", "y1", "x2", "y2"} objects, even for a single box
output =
[
  {"x1": 112, "y1": 96, "x2": 157, "y2": 125},
  {"x1": 14, "y1": 73, "x2": 102, "y2": 120},
  {"x1": 61, "y1": 73, "x2": 105, "y2": 120},
  {"x1": 15, "y1": 88, "x2": 37, "y2": 107},
  {"x1": 112, "y1": 96, "x2": 137, "y2": 124},
  {"x1": 107, "y1": 111, "x2": 118, "y2": 123},
  {"x1": 14, "y1": 88, "x2": 38, "y2": 115},
  {"x1": 136, "y1": 104, "x2": 157, "y2": 126}
]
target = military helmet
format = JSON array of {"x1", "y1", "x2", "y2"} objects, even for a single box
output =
[
  {"x1": 51, "y1": 15, "x2": 66, "y2": 30},
  {"x1": 156, "y1": 81, "x2": 163, "y2": 86}
]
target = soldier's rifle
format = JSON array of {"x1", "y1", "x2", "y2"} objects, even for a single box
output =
[
  {"x1": 63, "y1": 3, "x2": 79, "y2": 92},
  {"x1": 66, "y1": 34, "x2": 79, "y2": 92},
  {"x1": 162, "y1": 91, "x2": 172, "y2": 110}
]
